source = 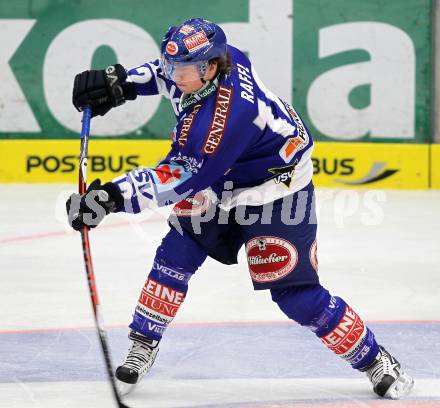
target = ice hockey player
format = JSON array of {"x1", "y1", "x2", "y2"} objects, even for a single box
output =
[{"x1": 67, "y1": 18, "x2": 414, "y2": 399}]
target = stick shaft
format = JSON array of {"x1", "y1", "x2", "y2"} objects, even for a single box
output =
[{"x1": 78, "y1": 106, "x2": 128, "y2": 408}]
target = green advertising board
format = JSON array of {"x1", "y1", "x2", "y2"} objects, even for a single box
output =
[
  {"x1": 0, "y1": 0, "x2": 433, "y2": 142},
  {"x1": 294, "y1": 0, "x2": 432, "y2": 143}
]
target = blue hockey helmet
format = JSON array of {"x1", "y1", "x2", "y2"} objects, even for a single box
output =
[{"x1": 160, "y1": 18, "x2": 227, "y2": 81}]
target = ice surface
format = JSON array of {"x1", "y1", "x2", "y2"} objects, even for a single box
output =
[{"x1": 1, "y1": 185, "x2": 439, "y2": 407}]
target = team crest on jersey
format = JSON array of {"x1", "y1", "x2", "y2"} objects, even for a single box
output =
[
  {"x1": 184, "y1": 31, "x2": 209, "y2": 52},
  {"x1": 246, "y1": 236, "x2": 298, "y2": 283},
  {"x1": 267, "y1": 160, "x2": 298, "y2": 188},
  {"x1": 166, "y1": 41, "x2": 178, "y2": 55}
]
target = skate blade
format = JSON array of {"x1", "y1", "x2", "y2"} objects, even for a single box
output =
[
  {"x1": 384, "y1": 371, "x2": 415, "y2": 399},
  {"x1": 116, "y1": 379, "x2": 136, "y2": 396}
]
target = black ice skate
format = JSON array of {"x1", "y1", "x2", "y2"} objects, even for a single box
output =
[
  {"x1": 361, "y1": 345, "x2": 414, "y2": 399},
  {"x1": 115, "y1": 331, "x2": 160, "y2": 395}
]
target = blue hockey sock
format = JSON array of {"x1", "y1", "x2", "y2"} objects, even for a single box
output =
[
  {"x1": 271, "y1": 284, "x2": 379, "y2": 370},
  {"x1": 129, "y1": 228, "x2": 207, "y2": 341}
]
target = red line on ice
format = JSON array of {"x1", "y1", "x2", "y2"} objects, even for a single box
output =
[{"x1": 0, "y1": 215, "x2": 164, "y2": 245}]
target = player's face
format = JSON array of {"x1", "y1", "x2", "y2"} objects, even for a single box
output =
[
  {"x1": 174, "y1": 63, "x2": 217, "y2": 93},
  {"x1": 173, "y1": 65, "x2": 203, "y2": 92}
]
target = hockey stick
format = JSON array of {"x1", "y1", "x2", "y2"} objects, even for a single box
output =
[{"x1": 78, "y1": 106, "x2": 130, "y2": 408}]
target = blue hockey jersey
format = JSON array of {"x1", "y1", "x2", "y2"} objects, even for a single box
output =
[{"x1": 112, "y1": 45, "x2": 314, "y2": 213}]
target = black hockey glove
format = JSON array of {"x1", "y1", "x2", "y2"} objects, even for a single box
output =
[
  {"x1": 66, "y1": 179, "x2": 124, "y2": 231},
  {"x1": 72, "y1": 64, "x2": 137, "y2": 117}
]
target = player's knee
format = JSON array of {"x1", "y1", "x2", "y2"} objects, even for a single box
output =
[
  {"x1": 147, "y1": 228, "x2": 208, "y2": 295},
  {"x1": 270, "y1": 284, "x2": 335, "y2": 327},
  {"x1": 155, "y1": 227, "x2": 207, "y2": 275}
]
